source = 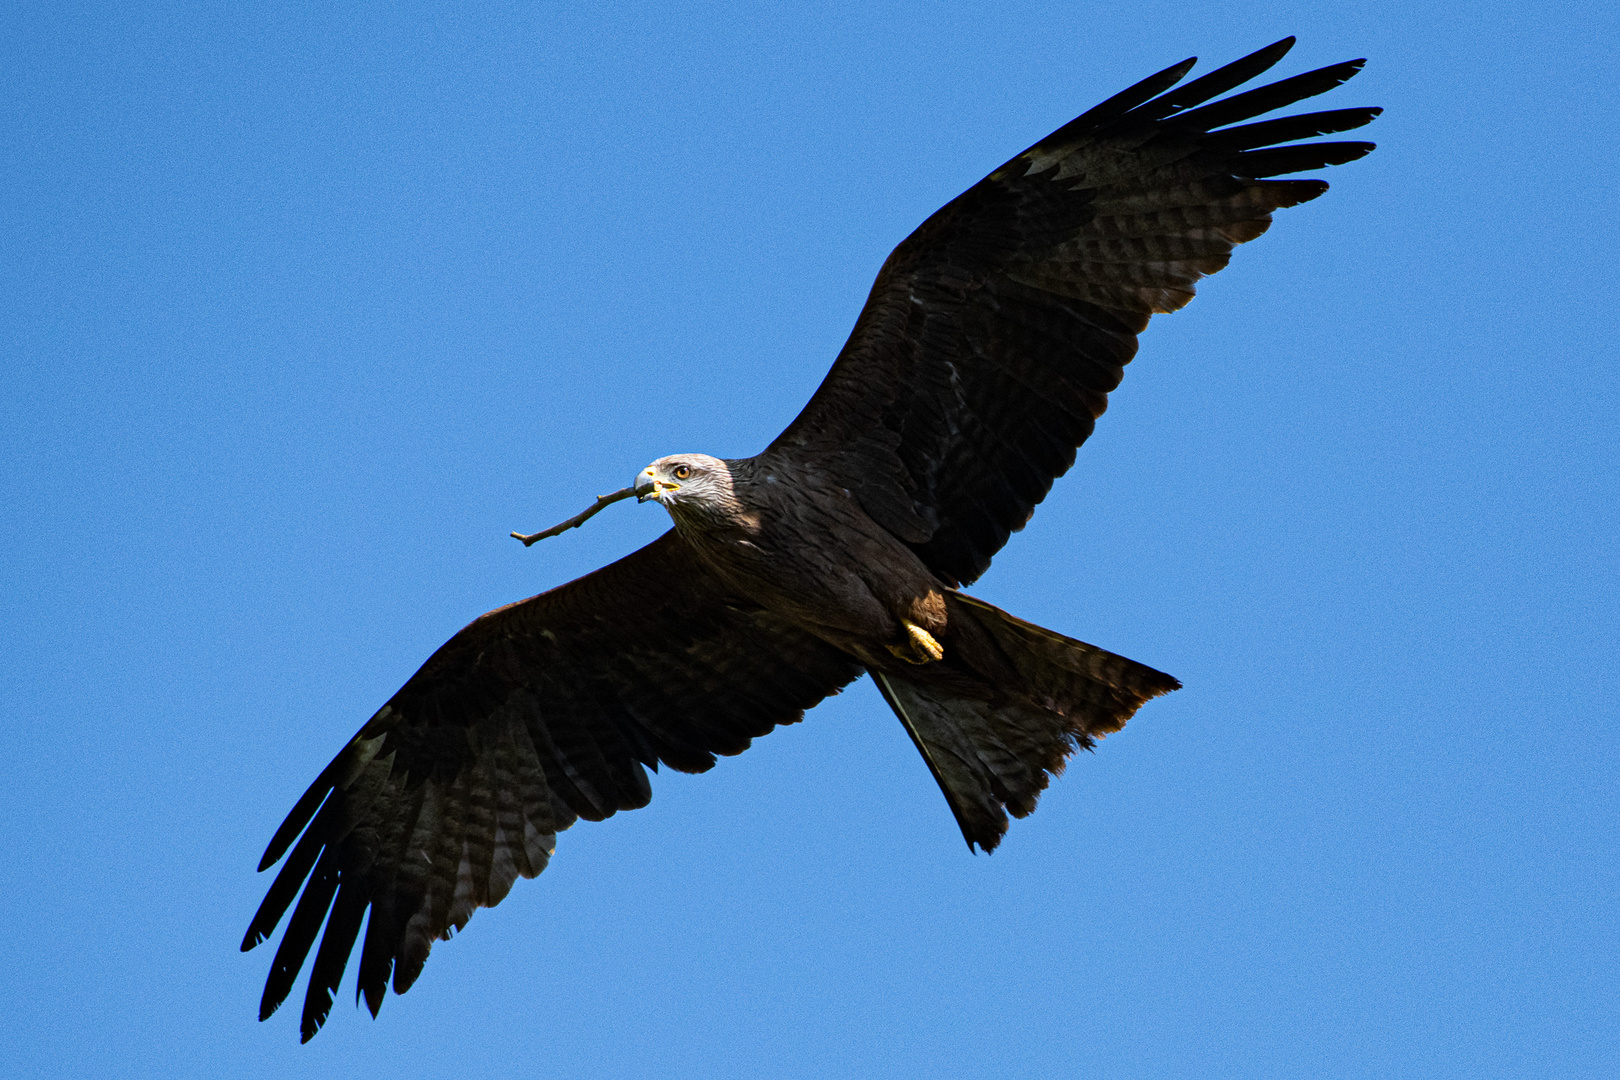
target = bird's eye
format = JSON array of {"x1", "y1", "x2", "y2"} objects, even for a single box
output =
[{"x1": 672, "y1": 464, "x2": 692, "y2": 480}]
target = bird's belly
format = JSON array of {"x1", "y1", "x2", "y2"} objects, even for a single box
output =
[{"x1": 684, "y1": 503, "x2": 943, "y2": 654}]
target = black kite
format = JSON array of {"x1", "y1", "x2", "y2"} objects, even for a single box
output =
[{"x1": 245, "y1": 38, "x2": 1379, "y2": 1040}]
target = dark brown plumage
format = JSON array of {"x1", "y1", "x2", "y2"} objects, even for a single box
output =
[{"x1": 245, "y1": 37, "x2": 1379, "y2": 1040}]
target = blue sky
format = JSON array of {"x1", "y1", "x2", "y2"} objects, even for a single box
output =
[{"x1": 3, "y1": 3, "x2": 1615, "y2": 1077}]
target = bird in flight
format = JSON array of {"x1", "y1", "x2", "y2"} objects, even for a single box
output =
[{"x1": 245, "y1": 37, "x2": 1378, "y2": 1041}]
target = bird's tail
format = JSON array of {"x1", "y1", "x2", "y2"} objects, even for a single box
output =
[{"x1": 872, "y1": 593, "x2": 1179, "y2": 852}]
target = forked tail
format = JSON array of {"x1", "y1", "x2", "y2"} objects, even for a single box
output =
[{"x1": 872, "y1": 593, "x2": 1179, "y2": 852}]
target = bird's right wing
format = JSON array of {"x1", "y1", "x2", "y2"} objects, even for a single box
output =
[
  {"x1": 243, "y1": 530, "x2": 863, "y2": 1040},
  {"x1": 766, "y1": 38, "x2": 1379, "y2": 587}
]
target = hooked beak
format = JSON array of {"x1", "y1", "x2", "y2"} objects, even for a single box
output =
[{"x1": 635, "y1": 469, "x2": 680, "y2": 503}]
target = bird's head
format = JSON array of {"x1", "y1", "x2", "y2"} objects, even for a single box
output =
[
  {"x1": 634, "y1": 454, "x2": 741, "y2": 527},
  {"x1": 509, "y1": 453, "x2": 745, "y2": 546}
]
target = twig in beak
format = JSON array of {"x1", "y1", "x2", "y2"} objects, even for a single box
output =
[{"x1": 511, "y1": 486, "x2": 639, "y2": 546}]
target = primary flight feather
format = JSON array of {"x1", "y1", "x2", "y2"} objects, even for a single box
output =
[{"x1": 245, "y1": 37, "x2": 1378, "y2": 1040}]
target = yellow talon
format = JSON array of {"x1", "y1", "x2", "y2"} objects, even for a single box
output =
[{"x1": 887, "y1": 620, "x2": 944, "y2": 664}]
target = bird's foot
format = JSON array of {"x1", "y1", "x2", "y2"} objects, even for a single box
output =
[{"x1": 886, "y1": 620, "x2": 944, "y2": 664}]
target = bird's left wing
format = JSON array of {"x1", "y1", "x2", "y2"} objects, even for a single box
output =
[
  {"x1": 243, "y1": 530, "x2": 863, "y2": 1040},
  {"x1": 765, "y1": 38, "x2": 1379, "y2": 587}
]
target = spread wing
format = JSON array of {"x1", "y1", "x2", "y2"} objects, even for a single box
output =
[
  {"x1": 243, "y1": 531, "x2": 863, "y2": 1040},
  {"x1": 765, "y1": 38, "x2": 1379, "y2": 587}
]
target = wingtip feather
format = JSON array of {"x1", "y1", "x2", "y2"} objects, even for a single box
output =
[
  {"x1": 1134, "y1": 37, "x2": 1299, "y2": 121},
  {"x1": 1052, "y1": 55, "x2": 1199, "y2": 141},
  {"x1": 258, "y1": 765, "x2": 340, "y2": 872}
]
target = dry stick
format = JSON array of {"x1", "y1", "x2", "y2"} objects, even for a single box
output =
[{"x1": 510, "y1": 486, "x2": 639, "y2": 546}]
